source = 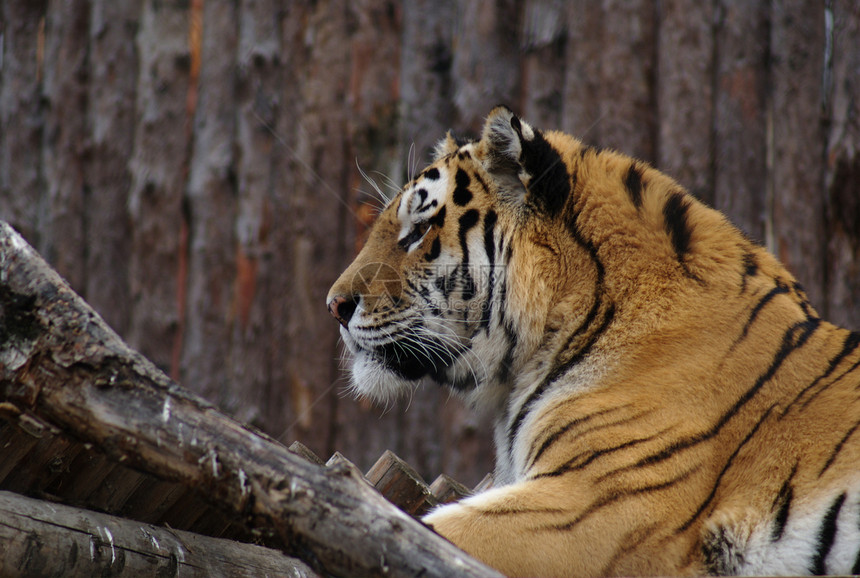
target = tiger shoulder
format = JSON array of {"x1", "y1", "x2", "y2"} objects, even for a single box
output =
[{"x1": 327, "y1": 106, "x2": 860, "y2": 577}]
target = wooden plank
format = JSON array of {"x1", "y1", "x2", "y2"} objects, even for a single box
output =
[
  {"x1": 597, "y1": 0, "x2": 658, "y2": 162},
  {"x1": 769, "y1": 0, "x2": 827, "y2": 310},
  {"x1": 561, "y1": 0, "x2": 605, "y2": 140},
  {"x1": 274, "y1": 0, "x2": 350, "y2": 454},
  {"x1": 0, "y1": 0, "x2": 47, "y2": 243},
  {"x1": 521, "y1": 0, "x2": 566, "y2": 129},
  {"x1": 823, "y1": 1, "x2": 860, "y2": 328},
  {"x1": 365, "y1": 450, "x2": 437, "y2": 516},
  {"x1": 0, "y1": 490, "x2": 318, "y2": 578},
  {"x1": 230, "y1": 0, "x2": 283, "y2": 435},
  {"x1": 126, "y1": 0, "x2": 192, "y2": 376},
  {"x1": 399, "y1": 0, "x2": 457, "y2": 166},
  {"x1": 84, "y1": 0, "x2": 138, "y2": 336},
  {"x1": 35, "y1": 0, "x2": 89, "y2": 292},
  {"x1": 451, "y1": 0, "x2": 522, "y2": 134},
  {"x1": 0, "y1": 221, "x2": 503, "y2": 578},
  {"x1": 712, "y1": 0, "x2": 770, "y2": 242},
  {"x1": 429, "y1": 473, "x2": 471, "y2": 504},
  {"x1": 181, "y1": 0, "x2": 238, "y2": 404},
  {"x1": 656, "y1": 0, "x2": 715, "y2": 203}
]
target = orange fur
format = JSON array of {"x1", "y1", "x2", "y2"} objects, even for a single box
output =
[{"x1": 328, "y1": 108, "x2": 860, "y2": 576}]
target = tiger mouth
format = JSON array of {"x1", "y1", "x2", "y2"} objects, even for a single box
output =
[{"x1": 372, "y1": 340, "x2": 462, "y2": 381}]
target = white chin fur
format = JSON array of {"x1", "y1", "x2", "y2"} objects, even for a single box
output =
[{"x1": 341, "y1": 328, "x2": 416, "y2": 405}]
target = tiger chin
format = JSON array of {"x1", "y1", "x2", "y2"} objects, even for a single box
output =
[{"x1": 326, "y1": 106, "x2": 860, "y2": 577}]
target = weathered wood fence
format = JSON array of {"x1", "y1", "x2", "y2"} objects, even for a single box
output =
[{"x1": 1, "y1": 0, "x2": 858, "y2": 484}]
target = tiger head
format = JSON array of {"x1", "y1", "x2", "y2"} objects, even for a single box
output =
[
  {"x1": 326, "y1": 106, "x2": 748, "y2": 415},
  {"x1": 327, "y1": 106, "x2": 601, "y2": 409}
]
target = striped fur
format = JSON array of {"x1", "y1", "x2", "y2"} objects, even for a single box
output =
[{"x1": 326, "y1": 107, "x2": 860, "y2": 576}]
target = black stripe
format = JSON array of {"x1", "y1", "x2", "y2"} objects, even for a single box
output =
[
  {"x1": 453, "y1": 168, "x2": 472, "y2": 206},
  {"x1": 473, "y1": 170, "x2": 491, "y2": 194},
  {"x1": 507, "y1": 221, "x2": 608, "y2": 454},
  {"x1": 427, "y1": 204, "x2": 446, "y2": 228},
  {"x1": 792, "y1": 282, "x2": 815, "y2": 318},
  {"x1": 545, "y1": 304, "x2": 615, "y2": 387},
  {"x1": 771, "y1": 463, "x2": 798, "y2": 541},
  {"x1": 736, "y1": 281, "x2": 791, "y2": 344},
  {"x1": 741, "y1": 251, "x2": 758, "y2": 293},
  {"x1": 398, "y1": 223, "x2": 428, "y2": 250},
  {"x1": 528, "y1": 407, "x2": 620, "y2": 468},
  {"x1": 480, "y1": 211, "x2": 498, "y2": 330},
  {"x1": 663, "y1": 191, "x2": 693, "y2": 260},
  {"x1": 424, "y1": 237, "x2": 441, "y2": 261},
  {"x1": 424, "y1": 167, "x2": 440, "y2": 180},
  {"x1": 624, "y1": 163, "x2": 644, "y2": 209},
  {"x1": 818, "y1": 419, "x2": 860, "y2": 478},
  {"x1": 547, "y1": 466, "x2": 698, "y2": 532},
  {"x1": 458, "y1": 210, "x2": 480, "y2": 303},
  {"x1": 662, "y1": 191, "x2": 702, "y2": 282},
  {"x1": 508, "y1": 304, "x2": 615, "y2": 456},
  {"x1": 406, "y1": 278, "x2": 441, "y2": 316},
  {"x1": 496, "y1": 322, "x2": 517, "y2": 386},
  {"x1": 603, "y1": 319, "x2": 820, "y2": 481},
  {"x1": 458, "y1": 209, "x2": 479, "y2": 259},
  {"x1": 810, "y1": 492, "x2": 846, "y2": 575},
  {"x1": 515, "y1": 126, "x2": 571, "y2": 217},
  {"x1": 536, "y1": 430, "x2": 664, "y2": 480},
  {"x1": 783, "y1": 330, "x2": 860, "y2": 415},
  {"x1": 676, "y1": 405, "x2": 775, "y2": 533},
  {"x1": 422, "y1": 234, "x2": 442, "y2": 262}
]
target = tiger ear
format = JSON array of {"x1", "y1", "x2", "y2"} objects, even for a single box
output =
[
  {"x1": 432, "y1": 131, "x2": 460, "y2": 161},
  {"x1": 481, "y1": 106, "x2": 535, "y2": 174},
  {"x1": 481, "y1": 106, "x2": 569, "y2": 214},
  {"x1": 479, "y1": 106, "x2": 536, "y2": 197}
]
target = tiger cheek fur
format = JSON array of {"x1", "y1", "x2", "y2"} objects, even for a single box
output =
[{"x1": 327, "y1": 107, "x2": 860, "y2": 577}]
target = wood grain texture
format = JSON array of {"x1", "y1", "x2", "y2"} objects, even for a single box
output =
[{"x1": 0, "y1": 221, "x2": 501, "y2": 578}]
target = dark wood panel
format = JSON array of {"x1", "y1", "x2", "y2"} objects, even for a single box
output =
[{"x1": 0, "y1": 1, "x2": 856, "y2": 488}]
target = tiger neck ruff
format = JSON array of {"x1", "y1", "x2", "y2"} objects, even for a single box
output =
[{"x1": 326, "y1": 107, "x2": 860, "y2": 577}]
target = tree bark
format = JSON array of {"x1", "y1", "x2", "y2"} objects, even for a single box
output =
[
  {"x1": 451, "y1": 0, "x2": 523, "y2": 134},
  {"x1": 181, "y1": 0, "x2": 238, "y2": 407},
  {"x1": 36, "y1": 0, "x2": 89, "y2": 293},
  {"x1": 126, "y1": 0, "x2": 192, "y2": 377},
  {"x1": 84, "y1": 0, "x2": 138, "y2": 336},
  {"x1": 824, "y1": 1, "x2": 860, "y2": 328},
  {"x1": 0, "y1": 221, "x2": 501, "y2": 578},
  {"x1": 769, "y1": 0, "x2": 827, "y2": 310},
  {"x1": 712, "y1": 0, "x2": 770, "y2": 242},
  {"x1": 0, "y1": 490, "x2": 317, "y2": 578},
  {"x1": 597, "y1": 0, "x2": 657, "y2": 162},
  {"x1": 656, "y1": 0, "x2": 715, "y2": 204},
  {"x1": 0, "y1": 0, "x2": 47, "y2": 243},
  {"x1": 521, "y1": 0, "x2": 566, "y2": 130}
]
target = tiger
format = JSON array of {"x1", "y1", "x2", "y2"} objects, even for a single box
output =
[{"x1": 326, "y1": 106, "x2": 860, "y2": 577}]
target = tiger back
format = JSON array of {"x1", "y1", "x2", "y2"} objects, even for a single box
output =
[{"x1": 326, "y1": 107, "x2": 860, "y2": 576}]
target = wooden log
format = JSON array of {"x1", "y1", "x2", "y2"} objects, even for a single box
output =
[
  {"x1": 429, "y1": 474, "x2": 471, "y2": 505},
  {"x1": 288, "y1": 441, "x2": 326, "y2": 465},
  {"x1": 824, "y1": 1, "x2": 860, "y2": 328},
  {"x1": 0, "y1": 490, "x2": 317, "y2": 578},
  {"x1": 365, "y1": 450, "x2": 438, "y2": 516},
  {"x1": 0, "y1": 221, "x2": 501, "y2": 578},
  {"x1": 472, "y1": 473, "x2": 495, "y2": 493}
]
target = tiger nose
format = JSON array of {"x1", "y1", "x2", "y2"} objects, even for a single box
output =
[{"x1": 328, "y1": 294, "x2": 358, "y2": 328}]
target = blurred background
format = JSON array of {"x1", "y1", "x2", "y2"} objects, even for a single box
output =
[{"x1": 0, "y1": 0, "x2": 858, "y2": 486}]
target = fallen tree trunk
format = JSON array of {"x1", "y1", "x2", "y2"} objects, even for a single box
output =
[
  {"x1": 0, "y1": 221, "x2": 502, "y2": 578},
  {"x1": 0, "y1": 490, "x2": 317, "y2": 577}
]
